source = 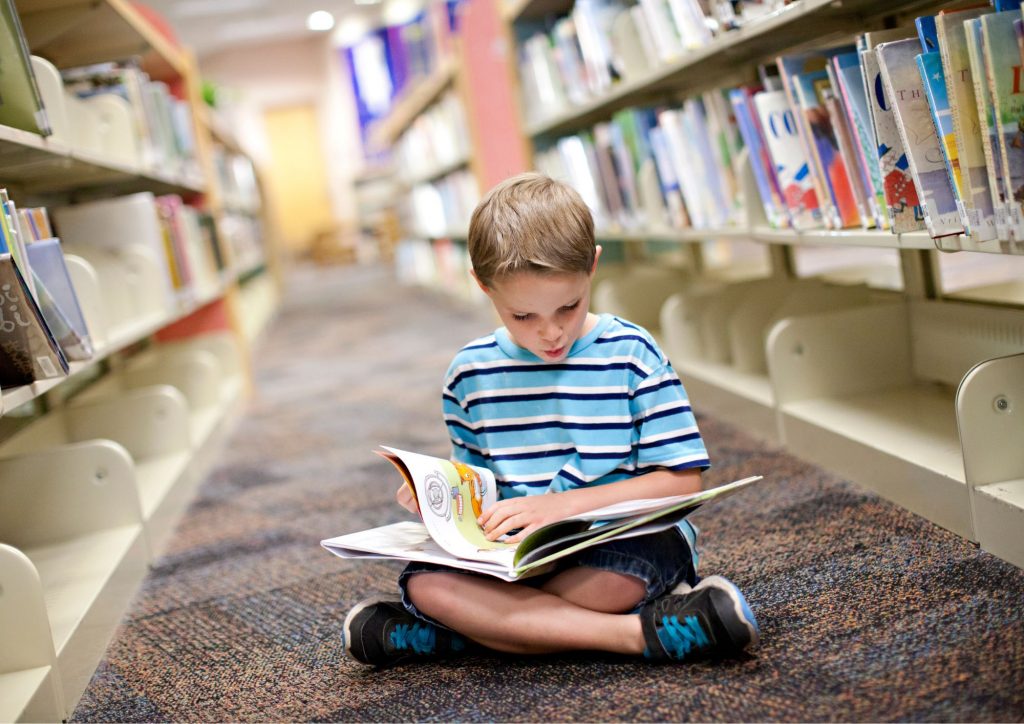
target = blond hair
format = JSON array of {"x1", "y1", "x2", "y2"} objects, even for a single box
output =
[{"x1": 468, "y1": 172, "x2": 595, "y2": 288}]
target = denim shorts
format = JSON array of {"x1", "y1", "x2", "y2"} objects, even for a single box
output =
[{"x1": 397, "y1": 524, "x2": 699, "y2": 628}]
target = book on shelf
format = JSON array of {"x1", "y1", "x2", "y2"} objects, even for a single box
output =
[
  {"x1": 729, "y1": 86, "x2": 788, "y2": 228},
  {"x1": 964, "y1": 16, "x2": 1012, "y2": 240},
  {"x1": 980, "y1": 11, "x2": 1024, "y2": 241},
  {"x1": 822, "y1": 85, "x2": 873, "y2": 228},
  {"x1": 752, "y1": 89, "x2": 824, "y2": 230},
  {"x1": 829, "y1": 53, "x2": 888, "y2": 229},
  {"x1": 776, "y1": 48, "x2": 856, "y2": 230},
  {"x1": 24, "y1": 238, "x2": 93, "y2": 361},
  {"x1": 0, "y1": 253, "x2": 68, "y2": 388},
  {"x1": 637, "y1": 0, "x2": 685, "y2": 64},
  {"x1": 791, "y1": 69, "x2": 863, "y2": 229},
  {"x1": 876, "y1": 38, "x2": 965, "y2": 239},
  {"x1": 861, "y1": 28, "x2": 926, "y2": 234},
  {"x1": 936, "y1": 7, "x2": 999, "y2": 243},
  {"x1": 321, "y1": 446, "x2": 763, "y2": 581},
  {"x1": 917, "y1": 51, "x2": 972, "y2": 237},
  {"x1": 608, "y1": 5, "x2": 657, "y2": 79},
  {"x1": 648, "y1": 124, "x2": 691, "y2": 228},
  {"x1": 0, "y1": 0, "x2": 51, "y2": 136}
]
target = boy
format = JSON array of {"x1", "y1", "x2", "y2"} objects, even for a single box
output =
[{"x1": 344, "y1": 173, "x2": 759, "y2": 666}]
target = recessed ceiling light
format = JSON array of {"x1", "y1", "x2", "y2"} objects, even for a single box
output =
[{"x1": 307, "y1": 10, "x2": 335, "y2": 31}]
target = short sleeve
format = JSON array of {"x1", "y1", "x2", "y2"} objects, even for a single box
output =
[{"x1": 630, "y1": 362, "x2": 710, "y2": 472}]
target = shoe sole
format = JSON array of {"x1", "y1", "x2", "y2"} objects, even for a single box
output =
[
  {"x1": 342, "y1": 594, "x2": 393, "y2": 664},
  {"x1": 694, "y1": 575, "x2": 761, "y2": 650}
]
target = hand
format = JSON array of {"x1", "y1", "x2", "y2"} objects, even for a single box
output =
[
  {"x1": 477, "y1": 493, "x2": 577, "y2": 544},
  {"x1": 395, "y1": 484, "x2": 419, "y2": 515}
]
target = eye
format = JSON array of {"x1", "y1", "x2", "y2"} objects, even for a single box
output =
[
  {"x1": 511, "y1": 313, "x2": 531, "y2": 322},
  {"x1": 560, "y1": 301, "x2": 580, "y2": 313}
]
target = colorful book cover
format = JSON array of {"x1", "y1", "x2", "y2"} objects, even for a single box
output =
[
  {"x1": 935, "y1": 8, "x2": 1000, "y2": 244},
  {"x1": 752, "y1": 89, "x2": 823, "y2": 230},
  {"x1": 823, "y1": 87, "x2": 872, "y2": 227},
  {"x1": 965, "y1": 17, "x2": 1011, "y2": 240},
  {"x1": 791, "y1": 69, "x2": 861, "y2": 228},
  {"x1": 981, "y1": 11, "x2": 1024, "y2": 240},
  {"x1": 861, "y1": 45, "x2": 926, "y2": 233},
  {"x1": 777, "y1": 49, "x2": 857, "y2": 228},
  {"x1": 877, "y1": 39, "x2": 964, "y2": 238},
  {"x1": 657, "y1": 108, "x2": 711, "y2": 228},
  {"x1": 0, "y1": 253, "x2": 68, "y2": 387},
  {"x1": 729, "y1": 87, "x2": 788, "y2": 227},
  {"x1": 917, "y1": 52, "x2": 972, "y2": 234},
  {"x1": 832, "y1": 53, "x2": 888, "y2": 229}
]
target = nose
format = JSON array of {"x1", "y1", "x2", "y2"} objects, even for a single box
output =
[{"x1": 540, "y1": 320, "x2": 561, "y2": 343}]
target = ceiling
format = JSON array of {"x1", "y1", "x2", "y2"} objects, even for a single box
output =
[{"x1": 140, "y1": 0, "x2": 388, "y2": 58}]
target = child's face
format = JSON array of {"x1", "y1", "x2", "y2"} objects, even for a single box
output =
[{"x1": 483, "y1": 270, "x2": 594, "y2": 362}]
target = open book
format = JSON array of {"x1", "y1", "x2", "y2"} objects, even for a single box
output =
[{"x1": 321, "y1": 447, "x2": 762, "y2": 582}]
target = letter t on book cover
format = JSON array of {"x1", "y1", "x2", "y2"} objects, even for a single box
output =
[{"x1": 876, "y1": 39, "x2": 965, "y2": 239}]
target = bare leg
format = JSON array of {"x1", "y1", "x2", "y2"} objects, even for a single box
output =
[{"x1": 405, "y1": 568, "x2": 648, "y2": 655}]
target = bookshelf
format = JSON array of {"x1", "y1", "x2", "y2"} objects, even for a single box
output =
[
  {"x1": 485, "y1": 0, "x2": 1024, "y2": 572},
  {"x1": 0, "y1": 2, "x2": 275, "y2": 721},
  {"x1": 370, "y1": 11, "x2": 491, "y2": 300}
]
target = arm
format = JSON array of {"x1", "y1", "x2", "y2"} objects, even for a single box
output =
[{"x1": 478, "y1": 467, "x2": 702, "y2": 543}]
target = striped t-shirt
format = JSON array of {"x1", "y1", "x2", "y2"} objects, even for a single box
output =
[{"x1": 442, "y1": 313, "x2": 710, "y2": 500}]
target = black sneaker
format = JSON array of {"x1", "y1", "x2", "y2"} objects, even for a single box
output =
[
  {"x1": 640, "y1": 575, "x2": 760, "y2": 662},
  {"x1": 342, "y1": 595, "x2": 469, "y2": 666}
]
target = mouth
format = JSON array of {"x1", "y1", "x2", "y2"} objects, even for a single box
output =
[{"x1": 542, "y1": 346, "x2": 566, "y2": 359}]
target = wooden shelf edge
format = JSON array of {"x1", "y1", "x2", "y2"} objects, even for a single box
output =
[{"x1": 369, "y1": 59, "x2": 458, "y2": 149}]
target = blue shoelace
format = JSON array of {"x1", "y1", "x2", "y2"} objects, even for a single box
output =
[
  {"x1": 390, "y1": 623, "x2": 437, "y2": 654},
  {"x1": 658, "y1": 614, "x2": 710, "y2": 659}
]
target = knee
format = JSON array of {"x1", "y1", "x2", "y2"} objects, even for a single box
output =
[
  {"x1": 544, "y1": 569, "x2": 647, "y2": 613},
  {"x1": 405, "y1": 572, "x2": 457, "y2": 616}
]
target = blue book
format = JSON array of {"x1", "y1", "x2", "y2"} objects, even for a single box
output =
[
  {"x1": 915, "y1": 15, "x2": 939, "y2": 52},
  {"x1": 729, "y1": 87, "x2": 787, "y2": 227},
  {"x1": 916, "y1": 52, "x2": 970, "y2": 235},
  {"x1": 832, "y1": 52, "x2": 888, "y2": 229},
  {"x1": 25, "y1": 237, "x2": 93, "y2": 360}
]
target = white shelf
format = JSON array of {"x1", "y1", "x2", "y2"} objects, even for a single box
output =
[
  {"x1": 0, "y1": 124, "x2": 205, "y2": 197},
  {"x1": 0, "y1": 278, "x2": 232, "y2": 414}
]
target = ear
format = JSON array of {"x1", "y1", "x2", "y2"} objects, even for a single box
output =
[
  {"x1": 590, "y1": 245, "x2": 603, "y2": 277},
  {"x1": 470, "y1": 269, "x2": 491, "y2": 295}
]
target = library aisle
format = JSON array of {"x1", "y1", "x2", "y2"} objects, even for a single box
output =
[{"x1": 71, "y1": 262, "x2": 1023, "y2": 722}]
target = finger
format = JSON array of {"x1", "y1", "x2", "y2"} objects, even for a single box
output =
[
  {"x1": 486, "y1": 512, "x2": 526, "y2": 540},
  {"x1": 504, "y1": 524, "x2": 538, "y2": 544},
  {"x1": 479, "y1": 501, "x2": 514, "y2": 529}
]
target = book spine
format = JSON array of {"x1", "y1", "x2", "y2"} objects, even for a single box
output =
[
  {"x1": 777, "y1": 55, "x2": 838, "y2": 229},
  {"x1": 834, "y1": 58, "x2": 889, "y2": 229},
  {"x1": 792, "y1": 70, "x2": 861, "y2": 228},
  {"x1": 937, "y1": 10, "x2": 999, "y2": 244},
  {"x1": 965, "y1": 17, "x2": 1011, "y2": 240},
  {"x1": 917, "y1": 52, "x2": 973, "y2": 236},
  {"x1": 981, "y1": 11, "x2": 1024, "y2": 241}
]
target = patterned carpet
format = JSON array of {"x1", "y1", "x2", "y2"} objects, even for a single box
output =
[{"x1": 73, "y1": 263, "x2": 1024, "y2": 722}]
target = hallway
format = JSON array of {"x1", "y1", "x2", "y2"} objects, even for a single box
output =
[{"x1": 73, "y1": 263, "x2": 1024, "y2": 721}]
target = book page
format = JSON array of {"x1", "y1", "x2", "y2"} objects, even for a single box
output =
[
  {"x1": 321, "y1": 522, "x2": 517, "y2": 580},
  {"x1": 379, "y1": 447, "x2": 513, "y2": 563}
]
